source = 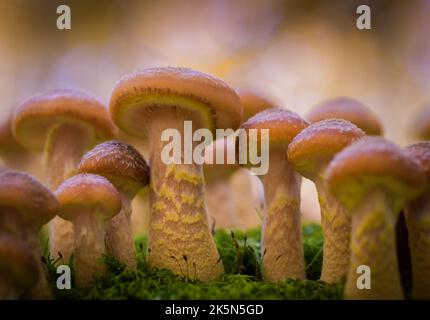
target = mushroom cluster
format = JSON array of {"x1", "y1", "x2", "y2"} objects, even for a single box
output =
[{"x1": 0, "y1": 67, "x2": 429, "y2": 300}]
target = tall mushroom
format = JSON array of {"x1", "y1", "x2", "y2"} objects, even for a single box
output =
[
  {"x1": 109, "y1": 67, "x2": 242, "y2": 281},
  {"x1": 12, "y1": 89, "x2": 116, "y2": 260},
  {"x1": 238, "y1": 108, "x2": 309, "y2": 281},
  {"x1": 288, "y1": 119, "x2": 365, "y2": 283},
  {"x1": 404, "y1": 141, "x2": 430, "y2": 299},
  {"x1": 55, "y1": 174, "x2": 122, "y2": 288},
  {"x1": 0, "y1": 235, "x2": 39, "y2": 300},
  {"x1": 307, "y1": 97, "x2": 383, "y2": 135},
  {"x1": 78, "y1": 140, "x2": 150, "y2": 267},
  {"x1": 0, "y1": 169, "x2": 58, "y2": 298},
  {"x1": 326, "y1": 137, "x2": 426, "y2": 299}
]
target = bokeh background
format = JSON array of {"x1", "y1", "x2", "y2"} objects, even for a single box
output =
[{"x1": 1, "y1": 0, "x2": 429, "y2": 221}]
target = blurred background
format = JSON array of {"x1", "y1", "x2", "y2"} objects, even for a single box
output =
[{"x1": 0, "y1": 0, "x2": 429, "y2": 221}]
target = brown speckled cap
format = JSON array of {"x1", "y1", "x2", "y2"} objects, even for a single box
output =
[
  {"x1": 78, "y1": 140, "x2": 150, "y2": 196},
  {"x1": 109, "y1": 67, "x2": 242, "y2": 137},
  {"x1": 55, "y1": 173, "x2": 121, "y2": 222},
  {"x1": 288, "y1": 119, "x2": 365, "y2": 179},
  {"x1": 0, "y1": 170, "x2": 59, "y2": 227},
  {"x1": 13, "y1": 89, "x2": 116, "y2": 151},
  {"x1": 404, "y1": 141, "x2": 430, "y2": 180},
  {"x1": 238, "y1": 89, "x2": 275, "y2": 122},
  {"x1": 326, "y1": 137, "x2": 426, "y2": 211},
  {"x1": 412, "y1": 106, "x2": 430, "y2": 140},
  {"x1": 307, "y1": 97, "x2": 382, "y2": 135}
]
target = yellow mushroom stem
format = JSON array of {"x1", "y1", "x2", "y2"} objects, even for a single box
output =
[
  {"x1": 405, "y1": 195, "x2": 430, "y2": 299},
  {"x1": 314, "y1": 178, "x2": 350, "y2": 283},
  {"x1": 45, "y1": 123, "x2": 92, "y2": 261},
  {"x1": 260, "y1": 150, "x2": 305, "y2": 282},
  {"x1": 345, "y1": 189, "x2": 403, "y2": 299},
  {"x1": 131, "y1": 189, "x2": 150, "y2": 236},
  {"x1": 105, "y1": 191, "x2": 136, "y2": 268},
  {"x1": 147, "y1": 110, "x2": 224, "y2": 282}
]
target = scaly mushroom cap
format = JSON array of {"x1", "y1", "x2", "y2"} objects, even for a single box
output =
[
  {"x1": 203, "y1": 138, "x2": 240, "y2": 183},
  {"x1": 0, "y1": 170, "x2": 59, "y2": 227},
  {"x1": 307, "y1": 97, "x2": 383, "y2": 135},
  {"x1": 109, "y1": 66, "x2": 242, "y2": 136},
  {"x1": 13, "y1": 89, "x2": 116, "y2": 151},
  {"x1": 238, "y1": 89, "x2": 275, "y2": 122},
  {"x1": 0, "y1": 235, "x2": 39, "y2": 292},
  {"x1": 288, "y1": 119, "x2": 365, "y2": 179},
  {"x1": 405, "y1": 141, "x2": 430, "y2": 184},
  {"x1": 78, "y1": 140, "x2": 150, "y2": 196},
  {"x1": 326, "y1": 137, "x2": 426, "y2": 212},
  {"x1": 55, "y1": 174, "x2": 122, "y2": 222},
  {"x1": 412, "y1": 106, "x2": 430, "y2": 140}
]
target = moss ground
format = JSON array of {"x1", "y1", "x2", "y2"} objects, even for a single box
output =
[{"x1": 44, "y1": 223, "x2": 344, "y2": 300}]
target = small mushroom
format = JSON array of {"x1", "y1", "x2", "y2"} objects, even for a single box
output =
[
  {"x1": 238, "y1": 108, "x2": 309, "y2": 281},
  {"x1": 404, "y1": 141, "x2": 430, "y2": 299},
  {"x1": 55, "y1": 174, "x2": 122, "y2": 287},
  {"x1": 307, "y1": 97, "x2": 383, "y2": 135},
  {"x1": 326, "y1": 137, "x2": 426, "y2": 299},
  {"x1": 238, "y1": 88, "x2": 276, "y2": 122},
  {"x1": 0, "y1": 170, "x2": 58, "y2": 298},
  {"x1": 288, "y1": 119, "x2": 365, "y2": 283},
  {"x1": 110, "y1": 67, "x2": 242, "y2": 281},
  {"x1": 13, "y1": 89, "x2": 116, "y2": 261},
  {"x1": 78, "y1": 140, "x2": 150, "y2": 267},
  {"x1": 0, "y1": 235, "x2": 39, "y2": 300}
]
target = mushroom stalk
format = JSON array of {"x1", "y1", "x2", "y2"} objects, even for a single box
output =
[
  {"x1": 46, "y1": 123, "x2": 91, "y2": 261},
  {"x1": 314, "y1": 178, "x2": 350, "y2": 283},
  {"x1": 206, "y1": 180, "x2": 240, "y2": 230},
  {"x1": 105, "y1": 191, "x2": 136, "y2": 268},
  {"x1": 73, "y1": 209, "x2": 108, "y2": 288},
  {"x1": 260, "y1": 150, "x2": 305, "y2": 281},
  {"x1": 345, "y1": 189, "x2": 403, "y2": 299},
  {"x1": 405, "y1": 196, "x2": 430, "y2": 299},
  {"x1": 147, "y1": 111, "x2": 223, "y2": 281}
]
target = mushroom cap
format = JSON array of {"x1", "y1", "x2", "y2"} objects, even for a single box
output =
[
  {"x1": 238, "y1": 89, "x2": 275, "y2": 122},
  {"x1": 240, "y1": 108, "x2": 309, "y2": 149},
  {"x1": 288, "y1": 119, "x2": 365, "y2": 179},
  {"x1": 404, "y1": 141, "x2": 430, "y2": 180},
  {"x1": 13, "y1": 89, "x2": 116, "y2": 151},
  {"x1": 0, "y1": 235, "x2": 39, "y2": 292},
  {"x1": 78, "y1": 140, "x2": 150, "y2": 196},
  {"x1": 55, "y1": 173, "x2": 122, "y2": 222},
  {"x1": 203, "y1": 138, "x2": 240, "y2": 183},
  {"x1": 109, "y1": 67, "x2": 242, "y2": 137},
  {"x1": 0, "y1": 170, "x2": 59, "y2": 227},
  {"x1": 326, "y1": 137, "x2": 426, "y2": 212},
  {"x1": 412, "y1": 106, "x2": 430, "y2": 140},
  {"x1": 0, "y1": 115, "x2": 28, "y2": 156},
  {"x1": 307, "y1": 97, "x2": 383, "y2": 135}
]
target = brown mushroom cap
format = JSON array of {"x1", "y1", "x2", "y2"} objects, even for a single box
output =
[
  {"x1": 0, "y1": 235, "x2": 39, "y2": 292},
  {"x1": 109, "y1": 67, "x2": 242, "y2": 137},
  {"x1": 412, "y1": 106, "x2": 430, "y2": 140},
  {"x1": 78, "y1": 140, "x2": 150, "y2": 196},
  {"x1": 326, "y1": 137, "x2": 426, "y2": 212},
  {"x1": 307, "y1": 97, "x2": 383, "y2": 135},
  {"x1": 0, "y1": 170, "x2": 59, "y2": 227},
  {"x1": 13, "y1": 89, "x2": 116, "y2": 151},
  {"x1": 288, "y1": 119, "x2": 365, "y2": 179},
  {"x1": 55, "y1": 173, "x2": 122, "y2": 222},
  {"x1": 240, "y1": 108, "x2": 309, "y2": 149},
  {"x1": 404, "y1": 141, "x2": 430, "y2": 181},
  {"x1": 238, "y1": 89, "x2": 275, "y2": 122},
  {"x1": 0, "y1": 115, "x2": 28, "y2": 156}
]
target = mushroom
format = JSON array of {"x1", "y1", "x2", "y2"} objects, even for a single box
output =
[
  {"x1": 237, "y1": 108, "x2": 309, "y2": 281},
  {"x1": 203, "y1": 137, "x2": 241, "y2": 229},
  {"x1": 78, "y1": 140, "x2": 150, "y2": 267},
  {"x1": 326, "y1": 137, "x2": 426, "y2": 299},
  {"x1": 0, "y1": 235, "x2": 39, "y2": 300},
  {"x1": 307, "y1": 97, "x2": 383, "y2": 135},
  {"x1": 0, "y1": 169, "x2": 58, "y2": 298},
  {"x1": 238, "y1": 88, "x2": 276, "y2": 122},
  {"x1": 412, "y1": 105, "x2": 430, "y2": 140},
  {"x1": 55, "y1": 173, "x2": 122, "y2": 287},
  {"x1": 109, "y1": 67, "x2": 242, "y2": 281},
  {"x1": 12, "y1": 89, "x2": 116, "y2": 261},
  {"x1": 404, "y1": 141, "x2": 430, "y2": 299},
  {"x1": 288, "y1": 119, "x2": 365, "y2": 283}
]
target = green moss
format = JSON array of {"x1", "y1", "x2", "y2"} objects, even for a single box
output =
[{"x1": 44, "y1": 223, "x2": 343, "y2": 300}]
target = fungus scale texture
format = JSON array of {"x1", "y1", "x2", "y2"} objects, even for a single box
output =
[{"x1": 147, "y1": 110, "x2": 224, "y2": 281}]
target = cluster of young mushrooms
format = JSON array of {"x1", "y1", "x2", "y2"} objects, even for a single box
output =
[{"x1": 0, "y1": 67, "x2": 429, "y2": 300}]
